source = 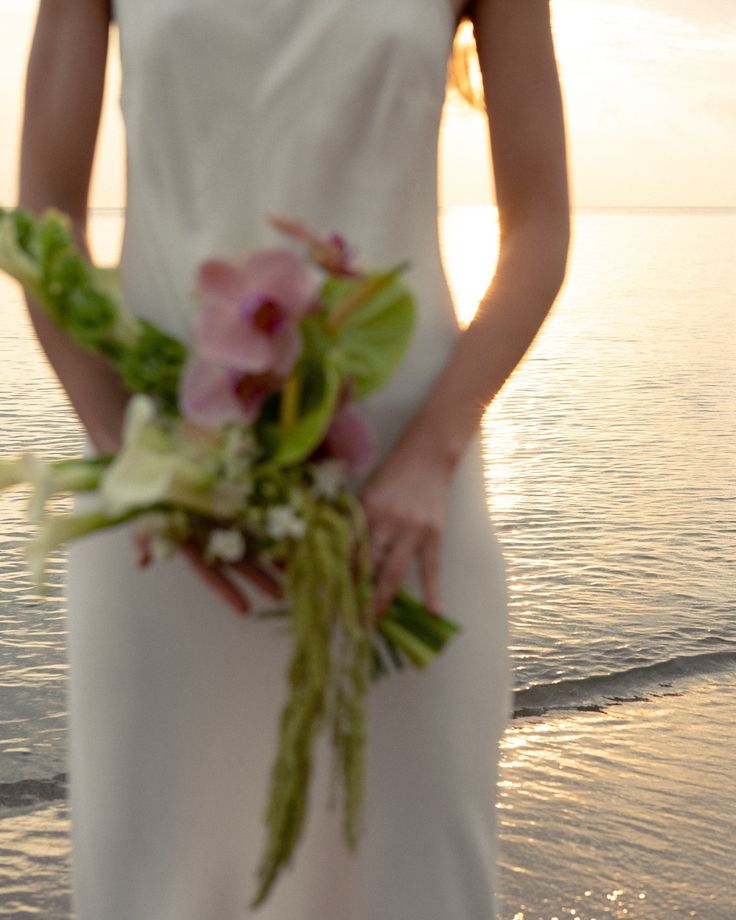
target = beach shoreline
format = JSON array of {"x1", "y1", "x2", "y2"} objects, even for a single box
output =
[{"x1": 2, "y1": 669, "x2": 734, "y2": 919}]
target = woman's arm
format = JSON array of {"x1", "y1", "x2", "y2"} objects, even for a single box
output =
[
  {"x1": 404, "y1": 0, "x2": 570, "y2": 464},
  {"x1": 19, "y1": 2, "x2": 273, "y2": 613},
  {"x1": 19, "y1": 0, "x2": 131, "y2": 454},
  {"x1": 359, "y1": 0, "x2": 570, "y2": 618}
]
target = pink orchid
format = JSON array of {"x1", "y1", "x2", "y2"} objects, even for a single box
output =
[
  {"x1": 322, "y1": 386, "x2": 376, "y2": 476},
  {"x1": 180, "y1": 249, "x2": 319, "y2": 427},
  {"x1": 180, "y1": 360, "x2": 283, "y2": 427},
  {"x1": 268, "y1": 215, "x2": 360, "y2": 277}
]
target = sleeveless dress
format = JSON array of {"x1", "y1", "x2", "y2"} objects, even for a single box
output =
[{"x1": 65, "y1": 2, "x2": 513, "y2": 917}]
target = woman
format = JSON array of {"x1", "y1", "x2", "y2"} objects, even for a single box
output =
[{"x1": 20, "y1": 1, "x2": 569, "y2": 917}]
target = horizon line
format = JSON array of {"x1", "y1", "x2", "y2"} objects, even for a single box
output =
[{"x1": 2, "y1": 203, "x2": 735, "y2": 214}]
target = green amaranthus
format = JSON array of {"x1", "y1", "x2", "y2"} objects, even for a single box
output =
[{"x1": 250, "y1": 492, "x2": 373, "y2": 907}]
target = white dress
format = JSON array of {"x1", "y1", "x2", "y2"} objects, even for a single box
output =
[{"x1": 65, "y1": 2, "x2": 513, "y2": 917}]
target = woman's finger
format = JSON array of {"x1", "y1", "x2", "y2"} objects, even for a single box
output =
[
  {"x1": 181, "y1": 542, "x2": 251, "y2": 616},
  {"x1": 418, "y1": 530, "x2": 442, "y2": 616},
  {"x1": 368, "y1": 526, "x2": 394, "y2": 570},
  {"x1": 230, "y1": 554, "x2": 284, "y2": 600},
  {"x1": 132, "y1": 530, "x2": 152, "y2": 568},
  {"x1": 371, "y1": 530, "x2": 418, "y2": 622}
]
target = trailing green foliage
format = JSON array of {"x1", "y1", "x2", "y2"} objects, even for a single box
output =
[
  {"x1": 251, "y1": 496, "x2": 341, "y2": 906},
  {"x1": 117, "y1": 319, "x2": 188, "y2": 416},
  {"x1": 0, "y1": 207, "x2": 186, "y2": 415},
  {"x1": 330, "y1": 503, "x2": 373, "y2": 847}
]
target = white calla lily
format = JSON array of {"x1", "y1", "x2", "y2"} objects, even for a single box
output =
[
  {"x1": 19, "y1": 454, "x2": 109, "y2": 523},
  {"x1": 1, "y1": 452, "x2": 108, "y2": 520},
  {"x1": 22, "y1": 454, "x2": 52, "y2": 524},
  {"x1": 26, "y1": 508, "x2": 132, "y2": 587},
  {"x1": 100, "y1": 394, "x2": 245, "y2": 518}
]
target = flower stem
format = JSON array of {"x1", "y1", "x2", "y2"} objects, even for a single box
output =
[
  {"x1": 324, "y1": 261, "x2": 409, "y2": 334},
  {"x1": 279, "y1": 371, "x2": 300, "y2": 430}
]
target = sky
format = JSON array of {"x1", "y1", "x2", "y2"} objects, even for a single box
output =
[{"x1": 1, "y1": 0, "x2": 734, "y2": 209}]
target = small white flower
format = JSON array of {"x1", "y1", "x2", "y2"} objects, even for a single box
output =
[
  {"x1": 223, "y1": 425, "x2": 257, "y2": 458},
  {"x1": 287, "y1": 486, "x2": 305, "y2": 511},
  {"x1": 133, "y1": 511, "x2": 172, "y2": 537},
  {"x1": 221, "y1": 428, "x2": 257, "y2": 486},
  {"x1": 150, "y1": 535, "x2": 177, "y2": 563},
  {"x1": 311, "y1": 458, "x2": 346, "y2": 499},
  {"x1": 266, "y1": 504, "x2": 307, "y2": 540},
  {"x1": 206, "y1": 528, "x2": 246, "y2": 563}
]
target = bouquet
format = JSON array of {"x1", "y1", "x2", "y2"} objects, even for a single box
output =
[{"x1": 0, "y1": 206, "x2": 460, "y2": 906}]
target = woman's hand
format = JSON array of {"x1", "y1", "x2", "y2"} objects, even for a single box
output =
[
  {"x1": 180, "y1": 542, "x2": 286, "y2": 616},
  {"x1": 134, "y1": 529, "x2": 286, "y2": 617},
  {"x1": 358, "y1": 434, "x2": 458, "y2": 622}
]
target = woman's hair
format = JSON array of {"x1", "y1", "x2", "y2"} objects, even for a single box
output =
[{"x1": 447, "y1": 17, "x2": 486, "y2": 111}]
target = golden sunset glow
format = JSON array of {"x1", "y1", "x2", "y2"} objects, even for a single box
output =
[
  {"x1": 439, "y1": 0, "x2": 736, "y2": 208},
  {"x1": 438, "y1": 204, "x2": 499, "y2": 327},
  {"x1": 2, "y1": 1, "x2": 736, "y2": 208},
  {"x1": 0, "y1": 0, "x2": 124, "y2": 210}
]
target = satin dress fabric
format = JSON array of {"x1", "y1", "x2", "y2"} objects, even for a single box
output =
[{"x1": 66, "y1": 2, "x2": 513, "y2": 917}]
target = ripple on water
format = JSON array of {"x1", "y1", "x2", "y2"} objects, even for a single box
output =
[
  {"x1": 0, "y1": 210, "x2": 734, "y2": 917},
  {"x1": 496, "y1": 670, "x2": 736, "y2": 919},
  {"x1": 0, "y1": 803, "x2": 71, "y2": 919}
]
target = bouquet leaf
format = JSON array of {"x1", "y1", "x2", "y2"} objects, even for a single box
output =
[
  {"x1": 321, "y1": 266, "x2": 414, "y2": 398},
  {"x1": 256, "y1": 358, "x2": 342, "y2": 467}
]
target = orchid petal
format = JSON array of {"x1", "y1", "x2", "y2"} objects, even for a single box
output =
[
  {"x1": 196, "y1": 259, "x2": 246, "y2": 302},
  {"x1": 270, "y1": 323, "x2": 303, "y2": 378},
  {"x1": 268, "y1": 214, "x2": 359, "y2": 276},
  {"x1": 234, "y1": 374, "x2": 273, "y2": 421},
  {"x1": 193, "y1": 298, "x2": 276, "y2": 373},
  {"x1": 235, "y1": 250, "x2": 318, "y2": 317},
  {"x1": 179, "y1": 357, "x2": 253, "y2": 428},
  {"x1": 324, "y1": 402, "x2": 376, "y2": 476}
]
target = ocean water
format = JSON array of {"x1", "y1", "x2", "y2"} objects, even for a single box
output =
[{"x1": 0, "y1": 207, "x2": 734, "y2": 918}]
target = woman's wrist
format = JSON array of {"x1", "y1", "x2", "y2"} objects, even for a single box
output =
[{"x1": 397, "y1": 395, "x2": 481, "y2": 476}]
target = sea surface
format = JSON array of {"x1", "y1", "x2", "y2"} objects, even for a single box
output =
[{"x1": 0, "y1": 207, "x2": 734, "y2": 918}]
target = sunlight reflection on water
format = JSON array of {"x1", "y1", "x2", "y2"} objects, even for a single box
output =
[
  {"x1": 0, "y1": 803, "x2": 71, "y2": 918},
  {"x1": 0, "y1": 209, "x2": 734, "y2": 918}
]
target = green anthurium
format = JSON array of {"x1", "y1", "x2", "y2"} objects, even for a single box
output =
[
  {"x1": 258, "y1": 359, "x2": 342, "y2": 468},
  {"x1": 319, "y1": 266, "x2": 415, "y2": 399}
]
